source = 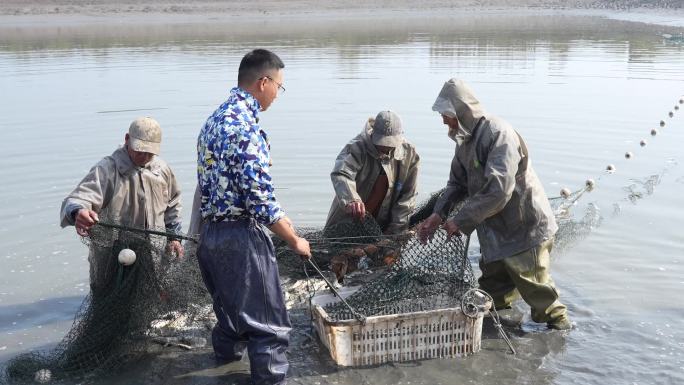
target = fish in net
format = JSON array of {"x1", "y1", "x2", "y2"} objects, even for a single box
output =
[
  {"x1": 1, "y1": 219, "x2": 210, "y2": 385},
  {"x1": 1, "y1": 187, "x2": 599, "y2": 383},
  {"x1": 275, "y1": 216, "x2": 402, "y2": 281},
  {"x1": 275, "y1": 188, "x2": 455, "y2": 280},
  {"x1": 322, "y1": 229, "x2": 476, "y2": 321},
  {"x1": 280, "y1": 187, "x2": 598, "y2": 322},
  {"x1": 275, "y1": 189, "x2": 476, "y2": 321}
]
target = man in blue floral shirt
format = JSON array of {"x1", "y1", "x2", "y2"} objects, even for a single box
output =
[{"x1": 196, "y1": 49, "x2": 310, "y2": 385}]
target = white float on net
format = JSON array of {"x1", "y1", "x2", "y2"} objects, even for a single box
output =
[{"x1": 118, "y1": 248, "x2": 137, "y2": 266}]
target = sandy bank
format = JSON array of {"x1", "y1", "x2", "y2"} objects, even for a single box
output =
[{"x1": 0, "y1": 0, "x2": 683, "y2": 28}]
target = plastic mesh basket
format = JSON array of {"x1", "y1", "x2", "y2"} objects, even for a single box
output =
[{"x1": 311, "y1": 287, "x2": 485, "y2": 367}]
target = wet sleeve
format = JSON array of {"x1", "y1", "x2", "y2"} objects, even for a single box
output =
[
  {"x1": 386, "y1": 152, "x2": 420, "y2": 234},
  {"x1": 432, "y1": 150, "x2": 468, "y2": 220},
  {"x1": 451, "y1": 129, "x2": 521, "y2": 235},
  {"x1": 59, "y1": 162, "x2": 111, "y2": 227},
  {"x1": 330, "y1": 143, "x2": 365, "y2": 207},
  {"x1": 240, "y1": 131, "x2": 285, "y2": 226},
  {"x1": 163, "y1": 167, "x2": 183, "y2": 234}
]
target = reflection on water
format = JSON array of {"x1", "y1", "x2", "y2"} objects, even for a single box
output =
[
  {"x1": 1, "y1": 13, "x2": 683, "y2": 385},
  {"x1": 1, "y1": 15, "x2": 683, "y2": 62}
]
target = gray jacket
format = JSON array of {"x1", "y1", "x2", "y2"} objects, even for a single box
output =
[
  {"x1": 60, "y1": 146, "x2": 182, "y2": 233},
  {"x1": 432, "y1": 79, "x2": 557, "y2": 262},
  {"x1": 325, "y1": 120, "x2": 420, "y2": 234}
]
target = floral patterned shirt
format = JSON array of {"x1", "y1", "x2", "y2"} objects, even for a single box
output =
[{"x1": 197, "y1": 87, "x2": 284, "y2": 226}]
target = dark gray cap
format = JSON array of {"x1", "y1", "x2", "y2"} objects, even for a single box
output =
[{"x1": 371, "y1": 110, "x2": 404, "y2": 147}]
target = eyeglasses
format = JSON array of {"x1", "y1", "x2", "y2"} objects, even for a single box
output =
[{"x1": 262, "y1": 76, "x2": 286, "y2": 94}]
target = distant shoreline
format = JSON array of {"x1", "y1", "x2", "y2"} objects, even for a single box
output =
[
  {"x1": 0, "y1": 0, "x2": 683, "y2": 29},
  {"x1": 0, "y1": 0, "x2": 682, "y2": 50},
  {"x1": 1, "y1": 0, "x2": 682, "y2": 15}
]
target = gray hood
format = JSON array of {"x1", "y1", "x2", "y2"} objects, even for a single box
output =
[
  {"x1": 431, "y1": 79, "x2": 558, "y2": 262},
  {"x1": 432, "y1": 78, "x2": 487, "y2": 142}
]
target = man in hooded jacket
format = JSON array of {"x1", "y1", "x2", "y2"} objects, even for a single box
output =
[
  {"x1": 417, "y1": 78, "x2": 571, "y2": 330},
  {"x1": 325, "y1": 110, "x2": 420, "y2": 235}
]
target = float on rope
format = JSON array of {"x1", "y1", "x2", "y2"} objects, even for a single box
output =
[
  {"x1": 585, "y1": 179, "x2": 596, "y2": 191},
  {"x1": 560, "y1": 188, "x2": 572, "y2": 199}
]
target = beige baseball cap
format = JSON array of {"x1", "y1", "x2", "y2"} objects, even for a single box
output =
[
  {"x1": 371, "y1": 110, "x2": 404, "y2": 147},
  {"x1": 128, "y1": 117, "x2": 162, "y2": 155}
]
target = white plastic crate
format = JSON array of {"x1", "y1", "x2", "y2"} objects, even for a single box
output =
[{"x1": 311, "y1": 287, "x2": 485, "y2": 367}]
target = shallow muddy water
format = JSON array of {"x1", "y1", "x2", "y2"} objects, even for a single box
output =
[{"x1": 1, "y1": 12, "x2": 683, "y2": 385}]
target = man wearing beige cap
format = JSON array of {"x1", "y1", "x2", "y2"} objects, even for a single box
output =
[
  {"x1": 60, "y1": 117, "x2": 183, "y2": 290},
  {"x1": 325, "y1": 110, "x2": 420, "y2": 235}
]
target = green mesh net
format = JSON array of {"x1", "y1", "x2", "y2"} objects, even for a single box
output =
[
  {"x1": 322, "y1": 229, "x2": 475, "y2": 321},
  {"x1": 549, "y1": 187, "x2": 603, "y2": 254},
  {"x1": 280, "y1": 187, "x2": 597, "y2": 323},
  {"x1": 275, "y1": 188, "x2": 476, "y2": 322},
  {"x1": 1, "y1": 220, "x2": 210, "y2": 385},
  {"x1": 1, "y1": 187, "x2": 597, "y2": 383},
  {"x1": 276, "y1": 188, "x2": 453, "y2": 278}
]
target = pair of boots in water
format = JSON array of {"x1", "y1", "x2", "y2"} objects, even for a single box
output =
[{"x1": 480, "y1": 239, "x2": 572, "y2": 331}]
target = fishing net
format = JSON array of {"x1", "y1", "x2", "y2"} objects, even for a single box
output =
[
  {"x1": 282, "y1": 187, "x2": 600, "y2": 322},
  {"x1": 548, "y1": 174, "x2": 665, "y2": 255},
  {"x1": 1, "y1": 220, "x2": 210, "y2": 385},
  {"x1": 1, "y1": 186, "x2": 600, "y2": 383},
  {"x1": 549, "y1": 187, "x2": 603, "y2": 254},
  {"x1": 276, "y1": 188, "x2": 453, "y2": 276},
  {"x1": 275, "y1": 216, "x2": 404, "y2": 282},
  {"x1": 322, "y1": 229, "x2": 476, "y2": 321},
  {"x1": 408, "y1": 187, "x2": 449, "y2": 227},
  {"x1": 276, "y1": 189, "x2": 476, "y2": 322}
]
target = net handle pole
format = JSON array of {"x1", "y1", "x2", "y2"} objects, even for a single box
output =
[
  {"x1": 95, "y1": 222, "x2": 199, "y2": 243},
  {"x1": 305, "y1": 259, "x2": 366, "y2": 324},
  {"x1": 310, "y1": 232, "x2": 412, "y2": 241}
]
